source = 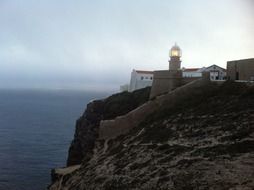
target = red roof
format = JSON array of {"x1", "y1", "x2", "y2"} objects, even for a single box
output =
[
  {"x1": 183, "y1": 68, "x2": 200, "y2": 72},
  {"x1": 135, "y1": 70, "x2": 154, "y2": 74}
]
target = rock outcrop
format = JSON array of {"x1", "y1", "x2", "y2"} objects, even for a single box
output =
[
  {"x1": 67, "y1": 87, "x2": 151, "y2": 166},
  {"x1": 49, "y1": 81, "x2": 254, "y2": 190}
]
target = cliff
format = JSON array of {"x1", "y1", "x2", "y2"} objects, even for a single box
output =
[
  {"x1": 49, "y1": 81, "x2": 254, "y2": 190},
  {"x1": 67, "y1": 87, "x2": 151, "y2": 166}
]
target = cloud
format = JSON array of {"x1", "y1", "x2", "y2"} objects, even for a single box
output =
[{"x1": 0, "y1": 0, "x2": 253, "y2": 90}]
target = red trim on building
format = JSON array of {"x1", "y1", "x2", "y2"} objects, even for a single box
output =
[
  {"x1": 135, "y1": 70, "x2": 154, "y2": 74},
  {"x1": 183, "y1": 68, "x2": 200, "y2": 72}
]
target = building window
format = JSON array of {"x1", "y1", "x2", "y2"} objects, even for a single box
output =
[
  {"x1": 141, "y1": 76, "x2": 144, "y2": 80},
  {"x1": 150, "y1": 77, "x2": 153, "y2": 80}
]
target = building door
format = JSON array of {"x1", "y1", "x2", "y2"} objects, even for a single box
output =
[{"x1": 236, "y1": 72, "x2": 239, "y2": 80}]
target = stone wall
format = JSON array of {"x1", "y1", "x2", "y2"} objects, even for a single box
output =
[
  {"x1": 149, "y1": 70, "x2": 183, "y2": 99},
  {"x1": 99, "y1": 78, "x2": 211, "y2": 140},
  {"x1": 227, "y1": 58, "x2": 254, "y2": 81},
  {"x1": 149, "y1": 70, "x2": 202, "y2": 99},
  {"x1": 67, "y1": 87, "x2": 151, "y2": 166},
  {"x1": 182, "y1": 77, "x2": 200, "y2": 85}
]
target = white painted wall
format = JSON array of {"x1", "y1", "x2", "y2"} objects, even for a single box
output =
[
  {"x1": 203, "y1": 65, "x2": 226, "y2": 80},
  {"x1": 183, "y1": 65, "x2": 226, "y2": 80},
  {"x1": 128, "y1": 70, "x2": 153, "y2": 92},
  {"x1": 182, "y1": 71, "x2": 202, "y2": 78}
]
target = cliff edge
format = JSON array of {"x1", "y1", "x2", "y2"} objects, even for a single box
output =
[
  {"x1": 67, "y1": 87, "x2": 151, "y2": 166},
  {"x1": 49, "y1": 81, "x2": 254, "y2": 190}
]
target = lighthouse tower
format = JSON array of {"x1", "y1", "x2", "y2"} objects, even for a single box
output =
[
  {"x1": 150, "y1": 43, "x2": 183, "y2": 98},
  {"x1": 169, "y1": 43, "x2": 182, "y2": 70}
]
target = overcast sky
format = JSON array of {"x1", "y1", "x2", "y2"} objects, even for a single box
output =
[{"x1": 0, "y1": 0, "x2": 253, "y2": 91}]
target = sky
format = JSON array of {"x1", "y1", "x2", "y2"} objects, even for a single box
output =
[{"x1": 0, "y1": 0, "x2": 253, "y2": 91}]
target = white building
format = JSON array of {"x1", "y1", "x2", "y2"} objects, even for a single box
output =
[
  {"x1": 202, "y1": 64, "x2": 226, "y2": 80},
  {"x1": 182, "y1": 68, "x2": 203, "y2": 78},
  {"x1": 182, "y1": 65, "x2": 226, "y2": 80},
  {"x1": 123, "y1": 64, "x2": 226, "y2": 93},
  {"x1": 128, "y1": 70, "x2": 154, "y2": 92}
]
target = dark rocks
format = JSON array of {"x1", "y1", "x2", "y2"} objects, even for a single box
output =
[
  {"x1": 67, "y1": 100, "x2": 104, "y2": 166},
  {"x1": 49, "y1": 82, "x2": 254, "y2": 190},
  {"x1": 67, "y1": 87, "x2": 151, "y2": 166}
]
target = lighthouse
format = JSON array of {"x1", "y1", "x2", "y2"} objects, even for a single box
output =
[
  {"x1": 169, "y1": 43, "x2": 182, "y2": 70},
  {"x1": 150, "y1": 43, "x2": 183, "y2": 98}
]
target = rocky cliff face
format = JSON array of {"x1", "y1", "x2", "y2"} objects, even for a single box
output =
[
  {"x1": 67, "y1": 87, "x2": 151, "y2": 166},
  {"x1": 50, "y1": 82, "x2": 254, "y2": 190}
]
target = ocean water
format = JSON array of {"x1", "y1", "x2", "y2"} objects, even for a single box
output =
[{"x1": 0, "y1": 89, "x2": 109, "y2": 190}]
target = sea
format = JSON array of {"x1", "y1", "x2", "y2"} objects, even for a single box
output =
[{"x1": 0, "y1": 89, "x2": 110, "y2": 190}]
